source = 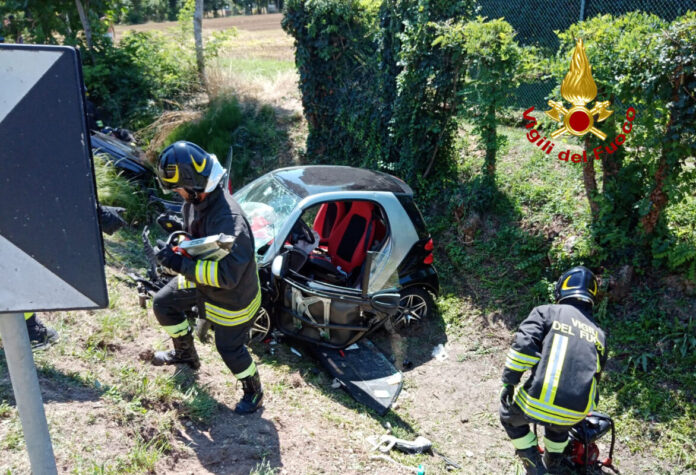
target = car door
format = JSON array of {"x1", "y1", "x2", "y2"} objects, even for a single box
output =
[{"x1": 270, "y1": 199, "x2": 400, "y2": 349}]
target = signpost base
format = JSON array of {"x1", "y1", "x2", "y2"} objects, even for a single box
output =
[{"x1": 0, "y1": 312, "x2": 58, "y2": 474}]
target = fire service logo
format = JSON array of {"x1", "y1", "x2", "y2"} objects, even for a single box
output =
[{"x1": 523, "y1": 39, "x2": 636, "y2": 163}]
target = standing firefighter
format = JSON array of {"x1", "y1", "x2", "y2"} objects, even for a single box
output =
[
  {"x1": 152, "y1": 141, "x2": 263, "y2": 414},
  {"x1": 499, "y1": 267, "x2": 607, "y2": 474}
]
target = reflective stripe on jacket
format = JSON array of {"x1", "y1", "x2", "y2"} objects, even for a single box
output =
[
  {"x1": 502, "y1": 303, "x2": 607, "y2": 426},
  {"x1": 179, "y1": 186, "x2": 260, "y2": 316}
]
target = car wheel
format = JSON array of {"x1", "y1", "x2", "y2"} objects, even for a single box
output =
[
  {"x1": 249, "y1": 307, "x2": 272, "y2": 343},
  {"x1": 391, "y1": 287, "x2": 434, "y2": 329}
]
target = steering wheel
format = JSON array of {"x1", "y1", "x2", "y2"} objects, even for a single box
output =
[{"x1": 290, "y1": 219, "x2": 316, "y2": 245}]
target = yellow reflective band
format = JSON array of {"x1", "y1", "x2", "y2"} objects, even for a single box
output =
[
  {"x1": 177, "y1": 275, "x2": 196, "y2": 289},
  {"x1": 511, "y1": 432, "x2": 538, "y2": 450},
  {"x1": 24, "y1": 312, "x2": 34, "y2": 319},
  {"x1": 208, "y1": 261, "x2": 218, "y2": 287},
  {"x1": 204, "y1": 289, "x2": 261, "y2": 327},
  {"x1": 163, "y1": 320, "x2": 190, "y2": 338},
  {"x1": 196, "y1": 260, "x2": 208, "y2": 285},
  {"x1": 543, "y1": 437, "x2": 569, "y2": 454},
  {"x1": 548, "y1": 335, "x2": 568, "y2": 404},
  {"x1": 508, "y1": 348, "x2": 540, "y2": 364},
  {"x1": 515, "y1": 388, "x2": 586, "y2": 426},
  {"x1": 541, "y1": 333, "x2": 568, "y2": 404},
  {"x1": 505, "y1": 359, "x2": 529, "y2": 372},
  {"x1": 234, "y1": 361, "x2": 257, "y2": 380},
  {"x1": 515, "y1": 396, "x2": 578, "y2": 426}
]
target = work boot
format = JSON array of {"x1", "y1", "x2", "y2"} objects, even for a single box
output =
[
  {"x1": 151, "y1": 332, "x2": 200, "y2": 369},
  {"x1": 543, "y1": 451, "x2": 573, "y2": 474},
  {"x1": 234, "y1": 371, "x2": 263, "y2": 414},
  {"x1": 516, "y1": 446, "x2": 547, "y2": 475},
  {"x1": 26, "y1": 315, "x2": 59, "y2": 351}
]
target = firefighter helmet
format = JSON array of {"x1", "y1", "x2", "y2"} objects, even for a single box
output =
[
  {"x1": 554, "y1": 266, "x2": 598, "y2": 306},
  {"x1": 157, "y1": 141, "x2": 224, "y2": 196}
]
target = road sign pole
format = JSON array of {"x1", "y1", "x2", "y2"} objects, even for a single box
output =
[{"x1": 0, "y1": 312, "x2": 58, "y2": 475}]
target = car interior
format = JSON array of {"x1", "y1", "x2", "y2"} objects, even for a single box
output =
[{"x1": 286, "y1": 200, "x2": 389, "y2": 289}]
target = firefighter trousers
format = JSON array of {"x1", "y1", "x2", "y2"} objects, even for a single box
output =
[
  {"x1": 500, "y1": 399, "x2": 569, "y2": 445},
  {"x1": 152, "y1": 277, "x2": 254, "y2": 376}
]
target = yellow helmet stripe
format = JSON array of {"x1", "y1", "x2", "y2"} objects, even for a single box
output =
[
  {"x1": 589, "y1": 279, "x2": 598, "y2": 295},
  {"x1": 561, "y1": 275, "x2": 580, "y2": 290},
  {"x1": 161, "y1": 165, "x2": 179, "y2": 183},
  {"x1": 190, "y1": 153, "x2": 207, "y2": 173}
]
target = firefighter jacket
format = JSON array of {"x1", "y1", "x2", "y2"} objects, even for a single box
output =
[
  {"x1": 502, "y1": 303, "x2": 607, "y2": 426},
  {"x1": 179, "y1": 186, "x2": 261, "y2": 327}
]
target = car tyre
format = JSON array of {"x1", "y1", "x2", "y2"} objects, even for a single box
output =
[
  {"x1": 249, "y1": 306, "x2": 272, "y2": 343},
  {"x1": 391, "y1": 286, "x2": 434, "y2": 329}
]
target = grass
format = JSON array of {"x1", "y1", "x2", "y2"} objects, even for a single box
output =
[
  {"x1": 428, "y1": 119, "x2": 696, "y2": 472},
  {"x1": 215, "y1": 57, "x2": 295, "y2": 79}
]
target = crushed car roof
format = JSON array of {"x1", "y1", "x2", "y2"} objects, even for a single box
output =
[{"x1": 269, "y1": 166, "x2": 413, "y2": 198}]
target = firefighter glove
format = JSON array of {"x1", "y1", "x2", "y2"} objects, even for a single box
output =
[
  {"x1": 500, "y1": 383, "x2": 515, "y2": 408},
  {"x1": 156, "y1": 246, "x2": 184, "y2": 274}
]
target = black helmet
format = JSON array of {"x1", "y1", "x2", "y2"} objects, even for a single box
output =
[
  {"x1": 157, "y1": 141, "x2": 224, "y2": 196},
  {"x1": 554, "y1": 266, "x2": 598, "y2": 306}
]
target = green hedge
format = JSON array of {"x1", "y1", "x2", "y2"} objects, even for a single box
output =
[
  {"x1": 283, "y1": 0, "x2": 480, "y2": 185},
  {"x1": 282, "y1": 0, "x2": 384, "y2": 167},
  {"x1": 550, "y1": 12, "x2": 696, "y2": 272}
]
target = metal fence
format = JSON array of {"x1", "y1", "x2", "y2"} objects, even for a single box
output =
[{"x1": 476, "y1": 0, "x2": 696, "y2": 108}]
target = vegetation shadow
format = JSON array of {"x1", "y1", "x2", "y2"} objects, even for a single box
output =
[
  {"x1": 0, "y1": 359, "x2": 105, "y2": 404},
  {"x1": 436, "y1": 171, "x2": 554, "y2": 333},
  {"x1": 176, "y1": 404, "x2": 282, "y2": 474}
]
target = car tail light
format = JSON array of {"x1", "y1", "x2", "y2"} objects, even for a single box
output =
[
  {"x1": 424, "y1": 238, "x2": 434, "y2": 251},
  {"x1": 423, "y1": 253, "x2": 434, "y2": 265}
]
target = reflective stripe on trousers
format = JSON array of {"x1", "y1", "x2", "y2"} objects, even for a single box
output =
[{"x1": 204, "y1": 287, "x2": 261, "y2": 327}]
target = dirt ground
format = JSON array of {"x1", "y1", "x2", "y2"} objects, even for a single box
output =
[{"x1": 0, "y1": 261, "x2": 658, "y2": 474}]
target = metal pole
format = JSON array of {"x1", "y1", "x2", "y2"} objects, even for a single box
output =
[
  {"x1": 579, "y1": 0, "x2": 586, "y2": 22},
  {"x1": 0, "y1": 313, "x2": 58, "y2": 475}
]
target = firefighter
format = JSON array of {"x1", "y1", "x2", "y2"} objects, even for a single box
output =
[
  {"x1": 499, "y1": 266, "x2": 607, "y2": 474},
  {"x1": 23, "y1": 313, "x2": 59, "y2": 350},
  {"x1": 152, "y1": 141, "x2": 263, "y2": 414}
]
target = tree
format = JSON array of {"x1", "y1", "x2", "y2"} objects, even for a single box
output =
[
  {"x1": 194, "y1": 0, "x2": 207, "y2": 92},
  {"x1": 74, "y1": 0, "x2": 93, "y2": 49}
]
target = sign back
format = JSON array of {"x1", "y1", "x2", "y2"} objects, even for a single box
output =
[{"x1": 0, "y1": 45, "x2": 108, "y2": 312}]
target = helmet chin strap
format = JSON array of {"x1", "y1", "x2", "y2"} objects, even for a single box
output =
[{"x1": 184, "y1": 189, "x2": 203, "y2": 204}]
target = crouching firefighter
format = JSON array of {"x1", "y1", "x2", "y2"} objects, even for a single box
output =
[
  {"x1": 151, "y1": 141, "x2": 263, "y2": 414},
  {"x1": 499, "y1": 266, "x2": 607, "y2": 474}
]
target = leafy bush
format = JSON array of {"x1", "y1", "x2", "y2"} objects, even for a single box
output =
[
  {"x1": 552, "y1": 12, "x2": 696, "y2": 272},
  {"x1": 282, "y1": 0, "x2": 383, "y2": 166},
  {"x1": 385, "y1": 0, "x2": 475, "y2": 184},
  {"x1": 83, "y1": 20, "x2": 234, "y2": 128},
  {"x1": 438, "y1": 17, "x2": 521, "y2": 178},
  {"x1": 283, "y1": 0, "x2": 478, "y2": 185},
  {"x1": 163, "y1": 95, "x2": 283, "y2": 187}
]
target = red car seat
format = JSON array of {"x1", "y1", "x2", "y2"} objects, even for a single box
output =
[
  {"x1": 326, "y1": 201, "x2": 376, "y2": 273},
  {"x1": 313, "y1": 201, "x2": 347, "y2": 246}
]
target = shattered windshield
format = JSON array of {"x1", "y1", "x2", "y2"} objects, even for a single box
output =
[{"x1": 234, "y1": 175, "x2": 301, "y2": 256}]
